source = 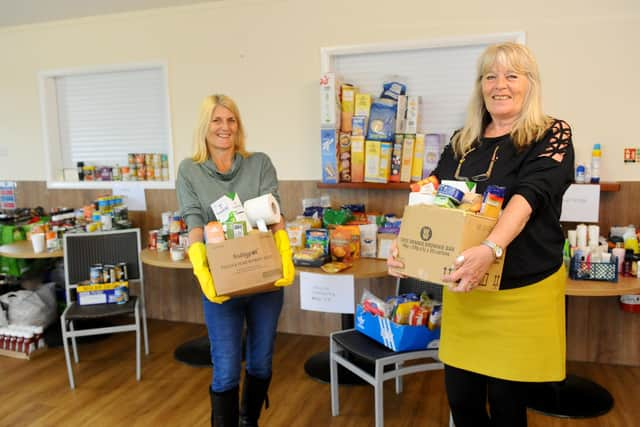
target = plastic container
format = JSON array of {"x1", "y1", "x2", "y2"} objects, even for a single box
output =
[
  {"x1": 570, "y1": 254, "x2": 618, "y2": 282},
  {"x1": 591, "y1": 143, "x2": 601, "y2": 184},
  {"x1": 575, "y1": 164, "x2": 586, "y2": 183}
]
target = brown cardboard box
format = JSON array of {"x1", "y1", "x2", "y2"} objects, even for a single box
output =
[
  {"x1": 206, "y1": 232, "x2": 282, "y2": 297},
  {"x1": 394, "y1": 204, "x2": 504, "y2": 291}
]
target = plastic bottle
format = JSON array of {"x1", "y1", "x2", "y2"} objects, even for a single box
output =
[
  {"x1": 612, "y1": 243, "x2": 626, "y2": 273},
  {"x1": 575, "y1": 164, "x2": 586, "y2": 183},
  {"x1": 591, "y1": 143, "x2": 601, "y2": 184}
]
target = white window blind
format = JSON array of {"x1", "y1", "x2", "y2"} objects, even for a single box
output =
[
  {"x1": 323, "y1": 32, "x2": 525, "y2": 139},
  {"x1": 39, "y1": 62, "x2": 174, "y2": 189},
  {"x1": 56, "y1": 67, "x2": 169, "y2": 167}
]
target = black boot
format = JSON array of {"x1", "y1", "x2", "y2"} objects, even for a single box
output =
[
  {"x1": 239, "y1": 372, "x2": 271, "y2": 427},
  {"x1": 209, "y1": 386, "x2": 239, "y2": 427}
]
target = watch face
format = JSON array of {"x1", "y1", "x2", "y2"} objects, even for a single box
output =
[{"x1": 495, "y1": 246, "x2": 503, "y2": 258}]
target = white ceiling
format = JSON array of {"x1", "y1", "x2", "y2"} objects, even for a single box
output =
[{"x1": 0, "y1": 0, "x2": 220, "y2": 28}]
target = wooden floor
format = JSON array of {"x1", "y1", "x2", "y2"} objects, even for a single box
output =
[{"x1": 1, "y1": 319, "x2": 638, "y2": 427}]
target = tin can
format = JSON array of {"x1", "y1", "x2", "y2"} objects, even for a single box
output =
[
  {"x1": 157, "y1": 231, "x2": 169, "y2": 252},
  {"x1": 179, "y1": 232, "x2": 189, "y2": 249},
  {"x1": 103, "y1": 264, "x2": 115, "y2": 283},
  {"x1": 90, "y1": 264, "x2": 103, "y2": 284},
  {"x1": 128, "y1": 153, "x2": 136, "y2": 167},
  {"x1": 169, "y1": 232, "x2": 180, "y2": 247},
  {"x1": 114, "y1": 285, "x2": 129, "y2": 304},
  {"x1": 148, "y1": 230, "x2": 158, "y2": 250},
  {"x1": 117, "y1": 262, "x2": 129, "y2": 281}
]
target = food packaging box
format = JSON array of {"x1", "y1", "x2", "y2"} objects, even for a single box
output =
[
  {"x1": 340, "y1": 84, "x2": 357, "y2": 133},
  {"x1": 389, "y1": 134, "x2": 403, "y2": 183},
  {"x1": 77, "y1": 281, "x2": 129, "y2": 305},
  {"x1": 364, "y1": 140, "x2": 382, "y2": 183},
  {"x1": 379, "y1": 142, "x2": 392, "y2": 183},
  {"x1": 411, "y1": 133, "x2": 425, "y2": 182},
  {"x1": 422, "y1": 133, "x2": 444, "y2": 179},
  {"x1": 350, "y1": 136, "x2": 365, "y2": 183},
  {"x1": 395, "y1": 95, "x2": 407, "y2": 134},
  {"x1": 394, "y1": 204, "x2": 504, "y2": 291},
  {"x1": 355, "y1": 305, "x2": 440, "y2": 351},
  {"x1": 321, "y1": 128, "x2": 339, "y2": 184},
  {"x1": 351, "y1": 115, "x2": 367, "y2": 137},
  {"x1": 338, "y1": 132, "x2": 352, "y2": 182},
  {"x1": 206, "y1": 232, "x2": 282, "y2": 297},
  {"x1": 400, "y1": 134, "x2": 415, "y2": 182},
  {"x1": 366, "y1": 98, "x2": 397, "y2": 142},
  {"x1": 404, "y1": 95, "x2": 420, "y2": 134},
  {"x1": 354, "y1": 93, "x2": 372, "y2": 117},
  {"x1": 320, "y1": 72, "x2": 341, "y2": 129}
]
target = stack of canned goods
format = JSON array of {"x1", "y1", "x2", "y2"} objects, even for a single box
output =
[
  {"x1": 149, "y1": 211, "x2": 188, "y2": 253},
  {"x1": 126, "y1": 153, "x2": 169, "y2": 182},
  {"x1": 89, "y1": 262, "x2": 129, "y2": 284}
]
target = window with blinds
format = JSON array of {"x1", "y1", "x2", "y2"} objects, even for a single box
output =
[
  {"x1": 39, "y1": 62, "x2": 174, "y2": 189},
  {"x1": 321, "y1": 32, "x2": 525, "y2": 139}
]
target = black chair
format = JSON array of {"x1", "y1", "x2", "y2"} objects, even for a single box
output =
[
  {"x1": 60, "y1": 229, "x2": 149, "y2": 389},
  {"x1": 329, "y1": 278, "x2": 451, "y2": 427}
]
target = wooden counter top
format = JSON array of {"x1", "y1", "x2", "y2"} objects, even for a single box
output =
[
  {"x1": 0, "y1": 240, "x2": 63, "y2": 259},
  {"x1": 296, "y1": 258, "x2": 389, "y2": 279},
  {"x1": 140, "y1": 248, "x2": 191, "y2": 269},
  {"x1": 566, "y1": 275, "x2": 640, "y2": 296}
]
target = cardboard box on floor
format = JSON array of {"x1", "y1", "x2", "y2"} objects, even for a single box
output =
[
  {"x1": 394, "y1": 204, "x2": 504, "y2": 291},
  {"x1": 206, "y1": 231, "x2": 282, "y2": 297}
]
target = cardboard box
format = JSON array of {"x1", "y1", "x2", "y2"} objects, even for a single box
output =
[
  {"x1": 400, "y1": 134, "x2": 415, "y2": 182},
  {"x1": 404, "y1": 95, "x2": 420, "y2": 134},
  {"x1": 411, "y1": 133, "x2": 425, "y2": 181},
  {"x1": 206, "y1": 232, "x2": 282, "y2": 297},
  {"x1": 395, "y1": 204, "x2": 504, "y2": 291},
  {"x1": 77, "y1": 281, "x2": 129, "y2": 305},
  {"x1": 395, "y1": 95, "x2": 407, "y2": 134},
  {"x1": 354, "y1": 93, "x2": 372, "y2": 117},
  {"x1": 422, "y1": 133, "x2": 444, "y2": 179},
  {"x1": 320, "y1": 72, "x2": 341, "y2": 129},
  {"x1": 389, "y1": 134, "x2": 403, "y2": 183},
  {"x1": 321, "y1": 129, "x2": 338, "y2": 184},
  {"x1": 377, "y1": 233, "x2": 396, "y2": 259},
  {"x1": 364, "y1": 140, "x2": 382, "y2": 183},
  {"x1": 379, "y1": 142, "x2": 392, "y2": 183},
  {"x1": 355, "y1": 305, "x2": 440, "y2": 351},
  {"x1": 350, "y1": 136, "x2": 365, "y2": 182}
]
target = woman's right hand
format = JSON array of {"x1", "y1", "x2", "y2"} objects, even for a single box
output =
[{"x1": 386, "y1": 239, "x2": 407, "y2": 278}]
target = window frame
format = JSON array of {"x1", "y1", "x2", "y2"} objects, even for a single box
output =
[{"x1": 38, "y1": 61, "x2": 175, "y2": 190}]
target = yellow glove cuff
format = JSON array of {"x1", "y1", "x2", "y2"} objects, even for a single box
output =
[
  {"x1": 188, "y1": 242, "x2": 229, "y2": 303},
  {"x1": 273, "y1": 230, "x2": 295, "y2": 287}
]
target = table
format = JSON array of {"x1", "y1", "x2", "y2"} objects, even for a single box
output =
[
  {"x1": 0, "y1": 239, "x2": 63, "y2": 259},
  {"x1": 139, "y1": 248, "x2": 212, "y2": 366},
  {"x1": 298, "y1": 258, "x2": 390, "y2": 385},
  {"x1": 527, "y1": 275, "x2": 640, "y2": 418}
]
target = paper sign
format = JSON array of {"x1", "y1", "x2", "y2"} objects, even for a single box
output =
[
  {"x1": 300, "y1": 272, "x2": 355, "y2": 314},
  {"x1": 560, "y1": 184, "x2": 600, "y2": 223},
  {"x1": 112, "y1": 183, "x2": 147, "y2": 211}
]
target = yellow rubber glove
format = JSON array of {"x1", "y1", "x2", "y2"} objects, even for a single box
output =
[
  {"x1": 273, "y1": 230, "x2": 295, "y2": 287},
  {"x1": 187, "y1": 242, "x2": 230, "y2": 304}
]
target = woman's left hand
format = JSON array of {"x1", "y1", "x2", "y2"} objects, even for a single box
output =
[{"x1": 442, "y1": 244, "x2": 495, "y2": 292}]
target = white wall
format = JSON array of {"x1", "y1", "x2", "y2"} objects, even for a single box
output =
[{"x1": 0, "y1": 0, "x2": 639, "y2": 181}]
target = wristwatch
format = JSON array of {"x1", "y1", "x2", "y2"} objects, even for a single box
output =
[{"x1": 481, "y1": 239, "x2": 504, "y2": 259}]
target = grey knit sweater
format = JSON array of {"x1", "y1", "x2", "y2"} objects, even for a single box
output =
[{"x1": 176, "y1": 152, "x2": 281, "y2": 232}]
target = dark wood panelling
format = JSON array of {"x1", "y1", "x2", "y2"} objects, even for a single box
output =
[{"x1": 10, "y1": 180, "x2": 640, "y2": 365}]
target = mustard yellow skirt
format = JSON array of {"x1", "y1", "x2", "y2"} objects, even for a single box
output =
[{"x1": 439, "y1": 266, "x2": 566, "y2": 382}]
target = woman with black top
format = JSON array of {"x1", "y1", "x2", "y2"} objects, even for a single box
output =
[{"x1": 388, "y1": 42, "x2": 574, "y2": 427}]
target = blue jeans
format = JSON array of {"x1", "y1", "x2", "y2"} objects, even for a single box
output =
[{"x1": 203, "y1": 289, "x2": 284, "y2": 392}]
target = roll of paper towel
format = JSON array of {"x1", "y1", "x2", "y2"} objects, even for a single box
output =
[{"x1": 244, "y1": 194, "x2": 281, "y2": 231}]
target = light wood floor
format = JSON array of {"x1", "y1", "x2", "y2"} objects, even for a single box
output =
[{"x1": 1, "y1": 319, "x2": 638, "y2": 427}]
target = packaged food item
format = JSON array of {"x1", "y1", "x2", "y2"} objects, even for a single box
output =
[
  {"x1": 359, "y1": 223, "x2": 378, "y2": 258},
  {"x1": 330, "y1": 227, "x2": 352, "y2": 262},
  {"x1": 428, "y1": 305, "x2": 443, "y2": 330},
  {"x1": 286, "y1": 221, "x2": 307, "y2": 250},
  {"x1": 205, "y1": 221, "x2": 225, "y2": 243},
  {"x1": 392, "y1": 301, "x2": 420, "y2": 324},
  {"x1": 360, "y1": 289, "x2": 392, "y2": 318},
  {"x1": 305, "y1": 228, "x2": 330, "y2": 256},
  {"x1": 292, "y1": 247, "x2": 326, "y2": 267},
  {"x1": 320, "y1": 261, "x2": 352, "y2": 274},
  {"x1": 480, "y1": 185, "x2": 506, "y2": 219},
  {"x1": 408, "y1": 305, "x2": 430, "y2": 326}
]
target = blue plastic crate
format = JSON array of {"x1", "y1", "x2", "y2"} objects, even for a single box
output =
[{"x1": 355, "y1": 305, "x2": 440, "y2": 352}]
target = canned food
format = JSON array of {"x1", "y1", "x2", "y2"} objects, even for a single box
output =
[
  {"x1": 148, "y1": 230, "x2": 158, "y2": 249},
  {"x1": 117, "y1": 262, "x2": 129, "y2": 281},
  {"x1": 90, "y1": 264, "x2": 103, "y2": 284},
  {"x1": 103, "y1": 264, "x2": 115, "y2": 283},
  {"x1": 169, "y1": 232, "x2": 180, "y2": 247},
  {"x1": 179, "y1": 232, "x2": 189, "y2": 248},
  {"x1": 157, "y1": 231, "x2": 169, "y2": 252}
]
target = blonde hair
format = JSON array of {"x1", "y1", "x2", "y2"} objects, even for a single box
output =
[
  {"x1": 192, "y1": 94, "x2": 249, "y2": 163},
  {"x1": 452, "y1": 42, "x2": 553, "y2": 156}
]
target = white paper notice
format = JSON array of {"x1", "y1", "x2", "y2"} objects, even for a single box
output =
[
  {"x1": 112, "y1": 183, "x2": 147, "y2": 211},
  {"x1": 300, "y1": 272, "x2": 355, "y2": 314},
  {"x1": 560, "y1": 184, "x2": 600, "y2": 223}
]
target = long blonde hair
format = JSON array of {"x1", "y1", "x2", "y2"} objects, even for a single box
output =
[
  {"x1": 192, "y1": 94, "x2": 249, "y2": 163},
  {"x1": 452, "y1": 42, "x2": 553, "y2": 157}
]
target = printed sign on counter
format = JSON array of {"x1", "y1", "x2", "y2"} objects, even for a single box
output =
[
  {"x1": 560, "y1": 184, "x2": 600, "y2": 223},
  {"x1": 300, "y1": 272, "x2": 354, "y2": 314}
]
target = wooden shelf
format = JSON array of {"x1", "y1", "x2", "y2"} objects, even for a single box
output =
[{"x1": 317, "y1": 181, "x2": 621, "y2": 192}]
